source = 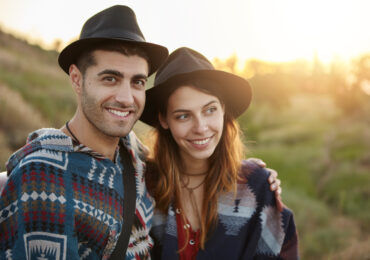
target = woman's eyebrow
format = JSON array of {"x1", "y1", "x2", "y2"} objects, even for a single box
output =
[{"x1": 171, "y1": 100, "x2": 218, "y2": 114}]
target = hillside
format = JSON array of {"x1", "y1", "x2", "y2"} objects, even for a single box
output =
[
  {"x1": 0, "y1": 30, "x2": 369, "y2": 259},
  {"x1": 0, "y1": 30, "x2": 75, "y2": 167}
]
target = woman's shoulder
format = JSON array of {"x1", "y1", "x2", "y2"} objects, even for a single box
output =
[
  {"x1": 236, "y1": 159, "x2": 277, "y2": 207},
  {"x1": 238, "y1": 159, "x2": 291, "y2": 214}
]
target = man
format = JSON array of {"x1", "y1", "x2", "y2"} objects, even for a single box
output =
[
  {"x1": 0, "y1": 5, "x2": 168, "y2": 259},
  {"x1": 0, "y1": 5, "x2": 280, "y2": 260}
]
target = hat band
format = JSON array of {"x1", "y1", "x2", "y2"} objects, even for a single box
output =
[{"x1": 81, "y1": 28, "x2": 145, "y2": 42}]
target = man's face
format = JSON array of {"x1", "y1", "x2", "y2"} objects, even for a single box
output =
[{"x1": 79, "y1": 50, "x2": 148, "y2": 138}]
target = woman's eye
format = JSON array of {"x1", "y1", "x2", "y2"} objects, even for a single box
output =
[
  {"x1": 206, "y1": 107, "x2": 217, "y2": 114},
  {"x1": 176, "y1": 114, "x2": 188, "y2": 120}
]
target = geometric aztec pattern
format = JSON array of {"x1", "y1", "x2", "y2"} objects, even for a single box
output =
[
  {"x1": 0, "y1": 200, "x2": 18, "y2": 223},
  {"x1": 19, "y1": 150, "x2": 69, "y2": 171},
  {"x1": 218, "y1": 184, "x2": 257, "y2": 236},
  {"x1": 257, "y1": 205, "x2": 285, "y2": 256},
  {"x1": 150, "y1": 160, "x2": 299, "y2": 259},
  {"x1": 73, "y1": 199, "x2": 118, "y2": 226},
  {"x1": 1, "y1": 129, "x2": 156, "y2": 259},
  {"x1": 21, "y1": 192, "x2": 66, "y2": 204},
  {"x1": 78, "y1": 243, "x2": 92, "y2": 259}
]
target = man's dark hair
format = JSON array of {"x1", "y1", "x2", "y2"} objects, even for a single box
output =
[{"x1": 76, "y1": 41, "x2": 150, "y2": 75}]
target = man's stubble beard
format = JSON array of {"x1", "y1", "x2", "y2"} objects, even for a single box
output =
[{"x1": 80, "y1": 82, "x2": 139, "y2": 138}]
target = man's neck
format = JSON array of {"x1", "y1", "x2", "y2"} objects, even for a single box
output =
[{"x1": 61, "y1": 116, "x2": 120, "y2": 161}]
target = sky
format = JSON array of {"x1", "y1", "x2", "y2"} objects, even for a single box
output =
[{"x1": 0, "y1": 0, "x2": 369, "y2": 64}]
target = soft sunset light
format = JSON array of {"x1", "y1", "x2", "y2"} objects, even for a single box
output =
[
  {"x1": 1, "y1": 1, "x2": 370, "y2": 259},
  {"x1": 0, "y1": 0, "x2": 369, "y2": 63}
]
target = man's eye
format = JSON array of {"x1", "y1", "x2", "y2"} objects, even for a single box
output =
[
  {"x1": 133, "y1": 79, "x2": 146, "y2": 87},
  {"x1": 103, "y1": 76, "x2": 116, "y2": 83}
]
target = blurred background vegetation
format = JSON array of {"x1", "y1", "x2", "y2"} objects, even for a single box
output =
[{"x1": 0, "y1": 30, "x2": 369, "y2": 259}]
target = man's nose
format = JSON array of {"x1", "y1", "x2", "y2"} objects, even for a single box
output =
[{"x1": 115, "y1": 81, "x2": 134, "y2": 105}]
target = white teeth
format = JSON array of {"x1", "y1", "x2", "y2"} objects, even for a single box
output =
[
  {"x1": 109, "y1": 109, "x2": 129, "y2": 117},
  {"x1": 191, "y1": 138, "x2": 210, "y2": 145}
]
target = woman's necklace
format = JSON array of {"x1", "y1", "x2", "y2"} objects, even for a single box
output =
[
  {"x1": 181, "y1": 173, "x2": 207, "y2": 229},
  {"x1": 65, "y1": 121, "x2": 81, "y2": 144},
  {"x1": 181, "y1": 171, "x2": 208, "y2": 177}
]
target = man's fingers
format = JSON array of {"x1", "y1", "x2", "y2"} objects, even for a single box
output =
[
  {"x1": 268, "y1": 168, "x2": 278, "y2": 183},
  {"x1": 271, "y1": 181, "x2": 282, "y2": 193},
  {"x1": 270, "y1": 178, "x2": 281, "y2": 191},
  {"x1": 248, "y1": 158, "x2": 266, "y2": 168}
]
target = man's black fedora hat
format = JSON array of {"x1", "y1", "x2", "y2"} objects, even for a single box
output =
[
  {"x1": 140, "y1": 47, "x2": 252, "y2": 126},
  {"x1": 58, "y1": 5, "x2": 168, "y2": 75}
]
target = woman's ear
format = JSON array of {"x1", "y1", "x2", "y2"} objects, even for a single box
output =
[
  {"x1": 158, "y1": 113, "x2": 169, "y2": 129},
  {"x1": 221, "y1": 102, "x2": 226, "y2": 116}
]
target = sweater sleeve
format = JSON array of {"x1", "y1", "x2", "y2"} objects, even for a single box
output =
[
  {"x1": 0, "y1": 161, "x2": 79, "y2": 260},
  {"x1": 280, "y1": 209, "x2": 299, "y2": 260},
  {"x1": 241, "y1": 161, "x2": 300, "y2": 259}
]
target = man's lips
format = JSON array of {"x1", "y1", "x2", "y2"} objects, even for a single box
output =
[{"x1": 107, "y1": 108, "x2": 132, "y2": 118}]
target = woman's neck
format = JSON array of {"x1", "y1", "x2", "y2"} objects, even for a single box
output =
[{"x1": 181, "y1": 156, "x2": 209, "y2": 176}]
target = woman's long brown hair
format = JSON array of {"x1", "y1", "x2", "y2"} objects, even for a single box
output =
[{"x1": 146, "y1": 79, "x2": 246, "y2": 250}]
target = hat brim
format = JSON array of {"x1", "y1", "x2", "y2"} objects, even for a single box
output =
[
  {"x1": 58, "y1": 38, "x2": 168, "y2": 75},
  {"x1": 140, "y1": 70, "x2": 252, "y2": 127}
]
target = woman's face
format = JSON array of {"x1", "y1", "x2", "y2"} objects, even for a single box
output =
[{"x1": 159, "y1": 85, "x2": 225, "y2": 165}]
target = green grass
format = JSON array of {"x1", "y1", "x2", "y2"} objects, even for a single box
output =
[
  {"x1": 282, "y1": 188, "x2": 358, "y2": 260},
  {"x1": 239, "y1": 93, "x2": 370, "y2": 259},
  {"x1": 1, "y1": 30, "x2": 370, "y2": 259},
  {"x1": 247, "y1": 143, "x2": 318, "y2": 197}
]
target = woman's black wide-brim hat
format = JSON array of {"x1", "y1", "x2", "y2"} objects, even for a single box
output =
[
  {"x1": 140, "y1": 47, "x2": 252, "y2": 126},
  {"x1": 58, "y1": 5, "x2": 168, "y2": 75}
]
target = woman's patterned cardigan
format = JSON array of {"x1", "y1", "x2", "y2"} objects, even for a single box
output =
[{"x1": 150, "y1": 160, "x2": 299, "y2": 259}]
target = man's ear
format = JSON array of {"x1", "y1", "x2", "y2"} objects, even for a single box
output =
[
  {"x1": 158, "y1": 113, "x2": 169, "y2": 129},
  {"x1": 69, "y1": 64, "x2": 83, "y2": 94}
]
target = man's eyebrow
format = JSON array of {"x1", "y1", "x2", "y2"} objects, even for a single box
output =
[
  {"x1": 97, "y1": 69, "x2": 123, "y2": 77},
  {"x1": 132, "y1": 74, "x2": 148, "y2": 81},
  {"x1": 97, "y1": 70, "x2": 148, "y2": 81}
]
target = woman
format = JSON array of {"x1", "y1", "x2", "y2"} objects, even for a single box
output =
[{"x1": 141, "y1": 47, "x2": 299, "y2": 259}]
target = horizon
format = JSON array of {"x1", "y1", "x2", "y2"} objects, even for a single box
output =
[{"x1": 0, "y1": 0, "x2": 369, "y2": 65}]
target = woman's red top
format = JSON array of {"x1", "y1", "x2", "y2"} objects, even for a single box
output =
[{"x1": 175, "y1": 209, "x2": 201, "y2": 260}]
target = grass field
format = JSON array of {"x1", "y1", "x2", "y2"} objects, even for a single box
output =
[{"x1": 0, "y1": 30, "x2": 369, "y2": 259}]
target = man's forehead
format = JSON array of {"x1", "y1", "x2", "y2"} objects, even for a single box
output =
[{"x1": 91, "y1": 50, "x2": 149, "y2": 75}]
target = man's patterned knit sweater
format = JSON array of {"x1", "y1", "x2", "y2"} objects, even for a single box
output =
[{"x1": 0, "y1": 128, "x2": 154, "y2": 259}]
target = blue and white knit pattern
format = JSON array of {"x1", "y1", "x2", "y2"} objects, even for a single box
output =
[{"x1": 0, "y1": 128, "x2": 154, "y2": 260}]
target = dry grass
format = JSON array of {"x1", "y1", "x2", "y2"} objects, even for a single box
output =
[
  {"x1": 0, "y1": 83, "x2": 47, "y2": 170},
  {"x1": 332, "y1": 237, "x2": 370, "y2": 260},
  {"x1": 0, "y1": 83, "x2": 46, "y2": 129},
  {"x1": 0, "y1": 131, "x2": 13, "y2": 170}
]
